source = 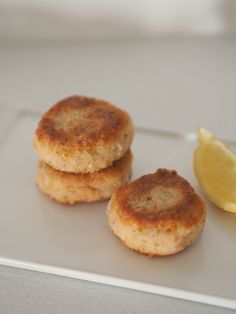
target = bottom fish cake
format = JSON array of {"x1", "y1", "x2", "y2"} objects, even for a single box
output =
[{"x1": 36, "y1": 150, "x2": 132, "y2": 205}]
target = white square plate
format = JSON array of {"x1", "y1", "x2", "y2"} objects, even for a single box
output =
[{"x1": 0, "y1": 108, "x2": 236, "y2": 309}]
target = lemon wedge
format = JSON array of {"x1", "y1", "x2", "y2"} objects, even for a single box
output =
[{"x1": 193, "y1": 127, "x2": 236, "y2": 213}]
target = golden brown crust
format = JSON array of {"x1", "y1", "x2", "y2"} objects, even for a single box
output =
[
  {"x1": 36, "y1": 150, "x2": 132, "y2": 205},
  {"x1": 107, "y1": 169, "x2": 207, "y2": 256},
  {"x1": 115, "y1": 169, "x2": 205, "y2": 228},
  {"x1": 36, "y1": 96, "x2": 131, "y2": 147},
  {"x1": 34, "y1": 96, "x2": 134, "y2": 173}
]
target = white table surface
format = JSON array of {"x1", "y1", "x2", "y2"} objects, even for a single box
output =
[{"x1": 0, "y1": 36, "x2": 236, "y2": 314}]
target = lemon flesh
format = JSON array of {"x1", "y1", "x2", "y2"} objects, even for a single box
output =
[{"x1": 193, "y1": 128, "x2": 236, "y2": 213}]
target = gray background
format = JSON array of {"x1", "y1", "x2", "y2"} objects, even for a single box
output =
[{"x1": 1, "y1": 266, "x2": 235, "y2": 314}]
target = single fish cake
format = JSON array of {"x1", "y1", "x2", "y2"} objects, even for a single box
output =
[
  {"x1": 107, "y1": 169, "x2": 207, "y2": 256},
  {"x1": 33, "y1": 96, "x2": 134, "y2": 173},
  {"x1": 36, "y1": 150, "x2": 132, "y2": 205}
]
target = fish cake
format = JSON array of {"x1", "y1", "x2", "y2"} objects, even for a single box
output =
[
  {"x1": 36, "y1": 150, "x2": 132, "y2": 205},
  {"x1": 107, "y1": 169, "x2": 207, "y2": 256},
  {"x1": 33, "y1": 96, "x2": 134, "y2": 173}
]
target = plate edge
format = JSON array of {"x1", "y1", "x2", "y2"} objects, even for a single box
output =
[{"x1": 0, "y1": 257, "x2": 235, "y2": 310}]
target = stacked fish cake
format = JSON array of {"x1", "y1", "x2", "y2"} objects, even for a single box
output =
[{"x1": 33, "y1": 96, "x2": 134, "y2": 204}]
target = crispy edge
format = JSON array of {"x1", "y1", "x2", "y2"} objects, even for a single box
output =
[{"x1": 38, "y1": 149, "x2": 133, "y2": 184}]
